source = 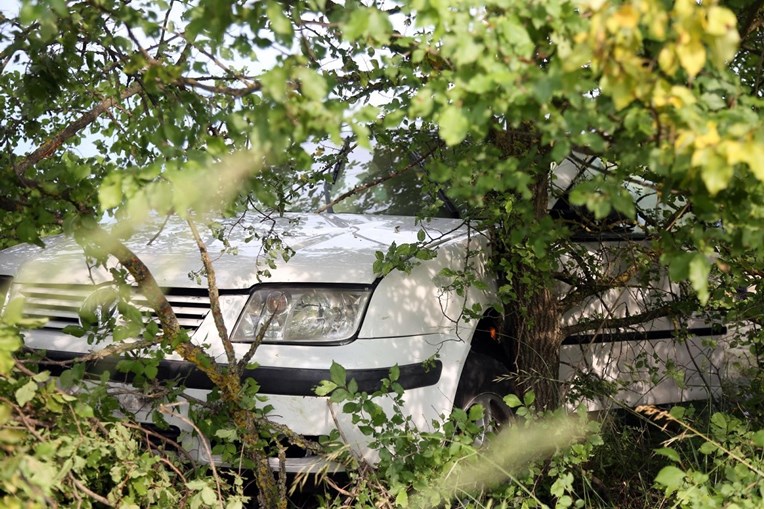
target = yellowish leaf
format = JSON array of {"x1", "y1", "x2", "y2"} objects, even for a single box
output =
[
  {"x1": 708, "y1": 29, "x2": 740, "y2": 68},
  {"x1": 676, "y1": 37, "x2": 706, "y2": 77},
  {"x1": 721, "y1": 140, "x2": 765, "y2": 181},
  {"x1": 698, "y1": 152, "x2": 733, "y2": 195},
  {"x1": 578, "y1": 0, "x2": 608, "y2": 10},
  {"x1": 646, "y1": 9, "x2": 668, "y2": 40},
  {"x1": 634, "y1": 78, "x2": 654, "y2": 102},
  {"x1": 651, "y1": 80, "x2": 672, "y2": 107},
  {"x1": 665, "y1": 85, "x2": 696, "y2": 108},
  {"x1": 706, "y1": 7, "x2": 737, "y2": 36},
  {"x1": 674, "y1": 130, "x2": 695, "y2": 151},
  {"x1": 673, "y1": 0, "x2": 697, "y2": 19},
  {"x1": 658, "y1": 47, "x2": 677, "y2": 75},
  {"x1": 693, "y1": 122, "x2": 720, "y2": 149},
  {"x1": 607, "y1": 5, "x2": 639, "y2": 32},
  {"x1": 600, "y1": 74, "x2": 635, "y2": 110}
]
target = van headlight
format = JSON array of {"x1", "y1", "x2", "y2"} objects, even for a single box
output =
[
  {"x1": 230, "y1": 286, "x2": 372, "y2": 344},
  {"x1": 0, "y1": 275, "x2": 12, "y2": 311}
]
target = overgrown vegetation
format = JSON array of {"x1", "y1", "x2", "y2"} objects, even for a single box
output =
[{"x1": 0, "y1": 0, "x2": 762, "y2": 507}]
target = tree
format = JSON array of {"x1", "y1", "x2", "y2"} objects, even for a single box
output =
[{"x1": 0, "y1": 0, "x2": 762, "y2": 505}]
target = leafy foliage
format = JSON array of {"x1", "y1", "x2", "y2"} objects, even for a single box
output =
[
  {"x1": 644, "y1": 405, "x2": 764, "y2": 509},
  {"x1": 0, "y1": 0, "x2": 762, "y2": 507},
  {"x1": 0, "y1": 315, "x2": 250, "y2": 508}
]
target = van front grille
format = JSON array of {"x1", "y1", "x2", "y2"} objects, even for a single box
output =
[{"x1": 15, "y1": 283, "x2": 210, "y2": 334}]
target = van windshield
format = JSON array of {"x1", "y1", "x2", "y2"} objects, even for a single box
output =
[{"x1": 289, "y1": 142, "x2": 461, "y2": 218}]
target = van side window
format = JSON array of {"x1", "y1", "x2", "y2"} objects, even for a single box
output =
[{"x1": 550, "y1": 194, "x2": 636, "y2": 235}]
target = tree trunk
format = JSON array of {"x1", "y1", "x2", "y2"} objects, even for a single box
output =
[
  {"x1": 493, "y1": 148, "x2": 564, "y2": 410},
  {"x1": 507, "y1": 285, "x2": 562, "y2": 410}
]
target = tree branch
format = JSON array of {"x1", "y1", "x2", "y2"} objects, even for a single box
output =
[
  {"x1": 187, "y1": 217, "x2": 236, "y2": 367},
  {"x1": 738, "y1": 2, "x2": 763, "y2": 39},
  {"x1": 562, "y1": 303, "x2": 677, "y2": 336},
  {"x1": 179, "y1": 77, "x2": 262, "y2": 97},
  {"x1": 12, "y1": 82, "x2": 142, "y2": 185},
  {"x1": 88, "y1": 225, "x2": 235, "y2": 390},
  {"x1": 69, "y1": 473, "x2": 114, "y2": 507}
]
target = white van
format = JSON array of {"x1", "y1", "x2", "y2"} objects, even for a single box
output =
[{"x1": 0, "y1": 152, "x2": 746, "y2": 470}]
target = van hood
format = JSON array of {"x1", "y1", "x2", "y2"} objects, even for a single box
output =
[{"x1": 0, "y1": 213, "x2": 466, "y2": 289}]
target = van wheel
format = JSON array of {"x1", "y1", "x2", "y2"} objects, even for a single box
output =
[{"x1": 454, "y1": 353, "x2": 515, "y2": 444}]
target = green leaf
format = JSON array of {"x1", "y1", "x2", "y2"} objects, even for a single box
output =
[
  {"x1": 415, "y1": 249, "x2": 436, "y2": 261},
  {"x1": 654, "y1": 447, "x2": 680, "y2": 463},
  {"x1": 698, "y1": 441, "x2": 718, "y2": 455},
  {"x1": 99, "y1": 174, "x2": 123, "y2": 210},
  {"x1": 699, "y1": 153, "x2": 734, "y2": 195},
  {"x1": 0, "y1": 331, "x2": 22, "y2": 352},
  {"x1": 676, "y1": 38, "x2": 706, "y2": 78},
  {"x1": 655, "y1": 465, "x2": 686, "y2": 492},
  {"x1": 16, "y1": 219, "x2": 43, "y2": 246},
  {"x1": 503, "y1": 394, "x2": 523, "y2": 408},
  {"x1": 395, "y1": 488, "x2": 409, "y2": 507},
  {"x1": 315, "y1": 380, "x2": 337, "y2": 397},
  {"x1": 710, "y1": 412, "x2": 727, "y2": 431},
  {"x1": 343, "y1": 7, "x2": 392, "y2": 43},
  {"x1": 468, "y1": 404, "x2": 484, "y2": 421},
  {"x1": 295, "y1": 68, "x2": 327, "y2": 101},
  {"x1": 329, "y1": 387, "x2": 349, "y2": 403},
  {"x1": 452, "y1": 37, "x2": 482, "y2": 66},
  {"x1": 260, "y1": 67, "x2": 289, "y2": 102},
  {"x1": 266, "y1": 1, "x2": 293, "y2": 38},
  {"x1": 200, "y1": 486, "x2": 217, "y2": 505},
  {"x1": 365, "y1": 8, "x2": 393, "y2": 43},
  {"x1": 59, "y1": 364, "x2": 84, "y2": 389},
  {"x1": 62, "y1": 325, "x2": 86, "y2": 337},
  {"x1": 688, "y1": 253, "x2": 711, "y2": 305},
  {"x1": 667, "y1": 252, "x2": 694, "y2": 282},
  {"x1": 329, "y1": 361, "x2": 346, "y2": 386},
  {"x1": 74, "y1": 402, "x2": 94, "y2": 418},
  {"x1": 438, "y1": 106, "x2": 469, "y2": 146},
  {"x1": 342, "y1": 9, "x2": 369, "y2": 41},
  {"x1": 144, "y1": 363, "x2": 158, "y2": 380},
  {"x1": 215, "y1": 428, "x2": 238, "y2": 441},
  {"x1": 754, "y1": 429, "x2": 764, "y2": 448},
  {"x1": 0, "y1": 404, "x2": 10, "y2": 425},
  {"x1": 700, "y1": 93, "x2": 726, "y2": 110},
  {"x1": 15, "y1": 380, "x2": 37, "y2": 406},
  {"x1": 3, "y1": 298, "x2": 25, "y2": 325},
  {"x1": 347, "y1": 377, "x2": 358, "y2": 395},
  {"x1": 342, "y1": 401, "x2": 359, "y2": 413},
  {"x1": 409, "y1": 89, "x2": 434, "y2": 117},
  {"x1": 0, "y1": 429, "x2": 25, "y2": 444},
  {"x1": 186, "y1": 479, "x2": 207, "y2": 490}
]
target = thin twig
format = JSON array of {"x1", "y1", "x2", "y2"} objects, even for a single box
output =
[
  {"x1": 69, "y1": 474, "x2": 114, "y2": 507},
  {"x1": 159, "y1": 402, "x2": 225, "y2": 509}
]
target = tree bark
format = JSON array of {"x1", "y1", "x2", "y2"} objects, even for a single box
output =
[
  {"x1": 495, "y1": 149, "x2": 564, "y2": 410},
  {"x1": 508, "y1": 285, "x2": 562, "y2": 410}
]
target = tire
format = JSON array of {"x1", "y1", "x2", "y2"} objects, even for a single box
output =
[{"x1": 454, "y1": 352, "x2": 515, "y2": 444}]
